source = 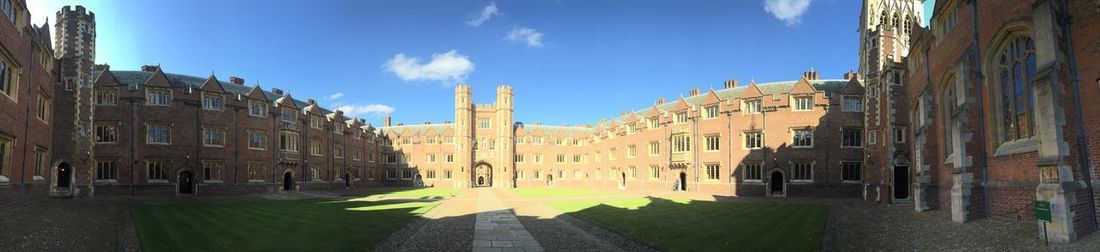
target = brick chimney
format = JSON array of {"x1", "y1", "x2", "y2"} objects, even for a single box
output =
[
  {"x1": 656, "y1": 97, "x2": 666, "y2": 105},
  {"x1": 689, "y1": 88, "x2": 700, "y2": 96},
  {"x1": 384, "y1": 115, "x2": 392, "y2": 127},
  {"x1": 229, "y1": 76, "x2": 245, "y2": 85},
  {"x1": 724, "y1": 80, "x2": 738, "y2": 89},
  {"x1": 141, "y1": 65, "x2": 159, "y2": 72},
  {"x1": 802, "y1": 68, "x2": 820, "y2": 80},
  {"x1": 843, "y1": 70, "x2": 862, "y2": 80},
  {"x1": 271, "y1": 88, "x2": 283, "y2": 95}
]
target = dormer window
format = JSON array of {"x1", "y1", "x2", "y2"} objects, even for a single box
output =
[
  {"x1": 202, "y1": 93, "x2": 223, "y2": 110},
  {"x1": 792, "y1": 96, "x2": 813, "y2": 111},
  {"x1": 743, "y1": 99, "x2": 762, "y2": 114},
  {"x1": 147, "y1": 88, "x2": 172, "y2": 106},
  {"x1": 1, "y1": 0, "x2": 16, "y2": 24},
  {"x1": 674, "y1": 112, "x2": 688, "y2": 124},
  {"x1": 249, "y1": 101, "x2": 266, "y2": 117},
  {"x1": 310, "y1": 116, "x2": 323, "y2": 129},
  {"x1": 281, "y1": 109, "x2": 296, "y2": 123}
]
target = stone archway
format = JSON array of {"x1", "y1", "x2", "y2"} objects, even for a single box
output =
[
  {"x1": 767, "y1": 169, "x2": 786, "y2": 197},
  {"x1": 474, "y1": 162, "x2": 492, "y2": 187},
  {"x1": 50, "y1": 162, "x2": 74, "y2": 197},
  {"x1": 283, "y1": 171, "x2": 295, "y2": 192},
  {"x1": 179, "y1": 170, "x2": 194, "y2": 195}
]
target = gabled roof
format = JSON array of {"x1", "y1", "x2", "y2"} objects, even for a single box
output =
[
  {"x1": 378, "y1": 124, "x2": 453, "y2": 136},
  {"x1": 199, "y1": 74, "x2": 227, "y2": 93}
]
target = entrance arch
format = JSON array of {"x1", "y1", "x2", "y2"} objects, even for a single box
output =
[
  {"x1": 678, "y1": 172, "x2": 687, "y2": 191},
  {"x1": 620, "y1": 172, "x2": 626, "y2": 189},
  {"x1": 768, "y1": 170, "x2": 785, "y2": 197},
  {"x1": 56, "y1": 163, "x2": 72, "y2": 188},
  {"x1": 283, "y1": 171, "x2": 294, "y2": 191},
  {"x1": 474, "y1": 162, "x2": 492, "y2": 187},
  {"x1": 547, "y1": 175, "x2": 554, "y2": 187},
  {"x1": 179, "y1": 171, "x2": 194, "y2": 195},
  {"x1": 344, "y1": 173, "x2": 351, "y2": 187}
]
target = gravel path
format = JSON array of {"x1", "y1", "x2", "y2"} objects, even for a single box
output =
[{"x1": 371, "y1": 190, "x2": 477, "y2": 252}]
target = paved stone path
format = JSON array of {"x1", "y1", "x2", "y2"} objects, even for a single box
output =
[{"x1": 472, "y1": 188, "x2": 544, "y2": 252}]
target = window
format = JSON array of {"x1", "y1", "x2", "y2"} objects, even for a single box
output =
[
  {"x1": 96, "y1": 159, "x2": 118, "y2": 181},
  {"x1": 445, "y1": 154, "x2": 454, "y2": 163},
  {"x1": 385, "y1": 154, "x2": 397, "y2": 164},
  {"x1": 147, "y1": 88, "x2": 171, "y2": 106},
  {"x1": 0, "y1": 135, "x2": 8, "y2": 177},
  {"x1": 311, "y1": 116, "x2": 323, "y2": 129},
  {"x1": 515, "y1": 154, "x2": 524, "y2": 163},
  {"x1": 516, "y1": 169, "x2": 524, "y2": 179},
  {"x1": 649, "y1": 165, "x2": 661, "y2": 180},
  {"x1": 248, "y1": 162, "x2": 266, "y2": 182},
  {"x1": 36, "y1": 93, "x2": 50, "y2": 122},
  {"x1": 279, "y1": 132, "x2": 299, "y2": 152},
  {"x1": 994, "y1": 36, "x2": 1037, "y2": 144},
  {"x1": 743, "y1": 131, "x2": 762, "y2": 149},
  {"x1": 147, "y1": 125, "x2": 170, "y2": 144},
  {"x1": 95, "y1": 89, "x2": 118, "y2": 105},
  {"x1": 842, "y1": 96, "x2": 863, "y2": 112},
  {"x1": 281, "y1": 109, "x2": 296, "y2": 123},
  {"x1": 333, "y1": 124, "x2": 344, "y2": 134},
  {"x1": 202, "y1": 93, "x2": 223, "y2": 110},
  {"x1": 894, "y1": 127, "x2": 906, "y2": 143},
  {"x1": 868, "y1": 130, "x2": 878, "y2": 145},
  {"x1": 868, "y1": 85, "x2": 879, "y2": 99},
  {"x1": 573, "y1": 155, "x2": 582, "y2": 163},
  {"x1": 95, "y1": 123, "x2": 119, "y2": 143},
  {"x1": 203, "y1": 127, "x2": 225, "y2": 147},
  {"x1": 334, "y1": 145, "x2": 344, "y2": 158},
  {"x1": 842, "y1": 128, "x2": 863, "y2": 148},
  {"x1": 705, "y1": 135, "x2": 720, "y2": 152},
  {"x1": 402, "y1": 169, "x2": 413, "y2": 180},
  {"x1": 555, "y1": 138, "x2": 564, "y2": 145},
  {"x1": 943, "y1": 78, "x2": 957, "y2": 155},
  {"x1": 627, "y1": 145, "x2": 637, "y2": 158},
  {"x1": 533, "y1": 154, "x2": 542, "y2": 163},
  {"x1": 310, "y1": 141, "x2": 322, "y2": 156},
  {"x1": 249, "y1": 101, "x2": 266, "y2": 117},
  {"x1": 478, "y1": 118, "x2": 491, "y2": 129},
  {"x1": 444, "y1": 137, "x2": 454, "y2": 144},
  {"x1": 792, "y1": 96, "x2": 813, "y2": 111},
  {"x1": 556, "y1": 154, "x2": 565, "y2": 163},
  {"x1": 742, "y1": 162, "x2": 762, "y2": 182},
  {"x1": 0, "y1": 56, "x2": 16, "y2": 99},
  {"x1": 672, "y1": 134, "x2": 691, "y2": 153},
  {"x1": 706, "y1": 164, "x2": 720, "y2": 180},
  {"x1": 312, "y1": 167, "x2": 324, "y2": 181},
  {"x1": 427, "y1": 170, "x2": 437, "y2": 179},
  {"x1": 33, "y1": 148, "x2": 46, "y2": 178},
  {"x1": 1, "y1": 0, "x2": 15, "y2": 23},
  {"x1": 427, "y1": 153, "x2": 436, "y2": 163},
  {"x1": 444, "y1": 170, "x2": 453, "y2": 179},
  {"x1": 534, "y1": 170, "x2": 541, "y2": 179},
  {"x1": 743, "y1": 99, "x2": 762, "y2": 114},
  {"x1": 792, "y1": 162, "x2": 812, "y2": 182},
  {"x1": 674, "y1": 111, "x2": 689, "y2": 124},
  {"x1": 792, "y1": 128, "x2": 813, "y2": 148},
  {"x1": 647, "y1": 118, "x2": 659, "y2": 129},
  {"x1": 609, "y1": 149, "x2": 617, "y2": 160},
  {"x1": 629, "y1": 166, "x2": 637, "y2": 179},
  {"x1": 427, "y1": 137, "x2": 437, "y2": 144},
  {"x1": 648, "y1": 141, "x2": 660, "y2": 156},
  {"x1": 704, "y1": 105, "x2": 719, "y2": 119},
  {"x1": 202, "y1": 161, "x2": 223, "y2": 181},
  {"x1": 248, "y1": 131, "x2": 266, "y2": 150},
  {"x1": 147, "y1": 160, "x2": 169, "y2": 181},
  {"x1": 842, "y1": 162, "x2": 863, "y2": 182},
  {"x1": 532, "y1": 137, "x2": 543, "y2": 144}
]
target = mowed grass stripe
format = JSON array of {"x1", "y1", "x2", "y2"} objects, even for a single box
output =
[{"x1": 131, "y1": 199, "x2": 436, "y2": 252}]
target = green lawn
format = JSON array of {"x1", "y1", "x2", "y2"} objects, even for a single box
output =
[
  {"x1": 131, "y1": 199, "x2": 437, "y2": 252},
  {"x1": 360, "y1": 187, "x2": 461, "y2": 198},
  {"x1": 547, "y1": 197, "x2": 827, "y2": 251},
  {"x1": 509, "y1": 188, "x2": 622, "y2": 198}
]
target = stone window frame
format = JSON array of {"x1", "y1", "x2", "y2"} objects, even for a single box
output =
[
  {"x1": 310, "y1": 115, "x2": 324, "y2": 130},
  {"x1": 704, "y1": 134, "x2": 720, "y2": 152},
  {"x1": 649, "y1": 165, "x2": 661, "y2": 180},
  {"x1": 983, "y1": 28, "x2": 1041, "y2": 157},
  {"x1": 36, "y1": 89, "x2": 50, "y2": 123},
  {"x1": 790, "y1": 161, "x2": 813, "y2": 183},
  {"x1": 672, "y1": 134, "x2": 692, "y2": 153},
  {"x1": 515, "y1": 154, "x2": 524, "y2": 163},
  {"x1": 741, "y1": 161, "x2": 764, "y2": 183},
  {"x1": 842, "y1": 95, "x2": 863, "y2": 112},
  {"x1": 791, "y1": 127, "x2": 813, "y2": 148},
  {"x1": 0, "y1": 50, "x2": 20, "y2": 103},
  {"x1": 742, "y1": 99, "x2": 763, "y2": 115},
  {"x1": 791, "y1": 95, "x2": 814, "y2": 111},
  {"x1": 32, "y1": 146, "x2": 46, "y2": 180},
  {"x1": 742, "y1": 131, "x2": 763, "y2": 150},
  {"x1": 627, "y1": 144, "x2": 638, "y2": 158},
  {"x1": 426, "y1": 153, "x2": 436, "y2": 163},
  {"x1": 145, "y1": 123, "x2": 171, "y2": 145},
  {"x1": 0, "y1": 133, "x2": 11, "y2": 182},
  {"x1": 247, "y1": 161, "x2": 266, "y2": 182},
  {"x1": 841, "y1": 161, "x2": 863, "y2": 183},
  {"x1": 648, "y1": 141, "x2": 660, "y2": 156},
  {"x1": 95, "y1": 158, "x2": 119, "y2": 182},
  {"x1": 145, "y1": 88, "x2": 172, "y2": 107},
  {"x1": 841, "y1": 127, "x2": 864, "y2": 148},
  {"x1": 705, "y1": 163, "x2": 720, "y2": 181},
  {"x1": 248, "y1": 101, "x2": 266, "y2": 118},
  {"x1": 95, "y1": 122, "x2": 120, "y2": 144},
  {"x1": 201, "y1": 92, "x2": 225, "y2": 111},
  {"x1": 201, "y1": 126, "x2": 226, "y2": 147},
  {"x1": 334, "y1": 145, "x2": 344, "y2": 159},
  {"x1": 145, "y1": 159, "x2": 170, "y2": 182},
  {"x1": 201, "y1": 160, "x2": 224, "y2": 183},
  {"x1": 309, "y1": 139, "x2": 323, "y2": 156},
  {"x1": 279, "y1": 131, "x2": 299, "y2": 152},
  {"x1": 703, "y1": 105, "x2": 720, "y2": 120},
  {"x1": 95, "y1": 87, "x2": 118, "y2": 106},
  {"x1": 247, "y1": 130, "x2": 266, "y2": 150}
]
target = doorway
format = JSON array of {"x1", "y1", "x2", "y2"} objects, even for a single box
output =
[
  {"x1": 769, "y1": 171, "x2": 784, "y2": 196},
  {"x1": 56, "y1": 163, "x2": 72, "y2": 188},
  {"x1": 474, "y1": 163, "x2": 492, "y2": 187},
  {"x1": 621, "y1": 172, "x2": 626, "y2": 188},
  {"x1": 894, "y1": 166, "x2": 910, "y2": 200},
  {"x1": 179, "y1": 171, "x2": 193, "y2": 194},
  {"x1": 678, "y1": 172, "x2": 687, "y2": 191},
  {"x1": 283, "y1": 172, "x2": 294, "y2": 191},
  {"x1": 344, "y1": 173, "x2": 351, "y2": 187}
]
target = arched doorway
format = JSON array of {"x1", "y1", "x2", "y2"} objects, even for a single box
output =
[
  {"x1": 283, "y1": 172, "x2": 294, "y2": 191},
  {"x1": 56, "y1": 163, "x2": 72, "y2": 188},
  {"x1": 344, "y1": 173, "x2": 351, "y2": 187},
  {"x1": 547, "y1": 175, "x2": 554, "y2": 187},
  {"x1": 893, "y1": 166, "x2": 910, "y2": 200},
  {"x1": 769, "y1": 170, "x2": 785, "y2": 197},
  {"x1": 678, "y1": 172, "x2": 687, "y2": 191},
  {"x1": 179, "y1": 171, "x2": 193, "y2": 195},
  {"x1": 474, "y1": 163, "x2": 492, "y2": 187},
  {"x1": 415, "y1": 174, "x2": 423, "y2": 187},
  {"x1": 620, "y1": 172, "x2": 626, "y2": 188}
]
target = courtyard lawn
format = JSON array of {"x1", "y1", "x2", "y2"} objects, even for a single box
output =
[
  {"x1": 360, "y1": 187, "x2": 461, "y2": 198},
  {"x1": 509, "y1": 188, "x2": 623, "y2": 198},
  {"x1": 547, "y1": 197, "x2": 827, "y2": 251},
  {"x1": 131, "y1": 199, "x2": 437, "y2": 252}
]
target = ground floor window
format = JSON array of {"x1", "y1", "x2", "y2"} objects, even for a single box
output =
[
  {"x1": 444, "y1": 170, "x2": 452, "y2": 179},
  {"x1": 534, "y1": 170, "x2": 541, "y2": 179},
  {"x1": 387, "y1": 170, "x2": 397, "y2": 180},
  {"x1": 649, "y1": 166, "x2": 660, "y2": 180},
  {"x1": 96, "y1": 159, "x2": 118, "y2": 181},
  {"x1": 629, "y1": 166, "x2": 637, "y2": 179},
  {"x1": 427, "y1": 169, "x2": 436, "y2": 179},
  {"x1": 247, "y1": 162, "x2": 266, "y2": 182},
  {"x1": 792, "y1": 162, "x2": 812, "y2": 182},
  {"x1": 147, "y1": 160, "x2": 169, "y2": 181},
  {"x1": 706, "y1": 164, "x2": 720, "y2": 180},
  {"x1": 402, "y1": 169, "x2": 413, "y2": 180},
  {"x1": 742, "y1": 162, "x2": 762, "y2": 182},
  {"x1": 842, "y1": 161, "x2": 862, "y2": 182},
  {"x1": 202, "y1": 160, "x2": 223, "y2": 181},
  {"x1": 517, "y1": 169, "x2": 524, "y2": 179}
]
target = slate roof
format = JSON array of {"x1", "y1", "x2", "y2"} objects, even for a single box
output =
[{"x1": 378, "y1": 124, "x2": 453, "y2": 136}]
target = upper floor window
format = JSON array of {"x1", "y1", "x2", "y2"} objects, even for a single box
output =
[
  {"x1": 478, "y1": 118, "x2": 491, "y2": 129},
  {"x1": 202, "y1": 93, "x2": 223, "y2": 110},
  {"x1": 703, "y1": 105, "x2": 719, "y2": 119},
  {"x1": 147, "y1": 88, "x2": 171, "y2": 106},
  {"x1": 744, "y1": 131, "x2": 763, "y2": 149},
  {"x1": 648, "y1": 141, "x2": 660, "y2": 156},
  {"x1": 147, "y1": 124, "x2": 171, "y2": 144},
  {"x1": 249, "y1": 101, "x2": 266, "y2": 117},
  {"x1": 248, "y1": 131, "x2": 266, "y2": 150},
  {"x1": 792, "y1": 128, "x2": 813, "y2": 148},
  {"x1": 280, "y1": 131, "x2": 299, "y2": 152},
  {"x1": 672, "y1": 134, "x2": 691, "y2": 153},
  {"x1": 0, "y1": 57, "x2": 15, "y2": 100},
  {"x1": 36, "y1": 92, "x2": 50, "y2": 122},
  {"x1": 792, "y1": 96, "x2": 813, "y2": 111},
  {"x1": 1, "y1": 0, "x2": 15, "y2": 23},
  {"x1": 842, "y1": 128, "x2": 864, "y2": 148},
  {"x1": 994, "y1": 36, "x2": 1037, "y2": 145},
  {"x1": 674, "y1": 112, "x2": 689, "y2": 124},
  {"x1": 95, "y1": 89, "x2": 117, "y2": 105},
  {"x1": 743, "y1": 99, "x2": 762, "y2": 114},
  {"x1": 627, "y1": 145, "x2": 637, "y2": 158},
  {"x1": 842, "y1": 96, "x2": 863, "y2": 112},
  {"x1": 310, "y1": 116, "x2": 323, "y2": 129},
  {"x1": 203, "y1": 127, "x2": 225, "y2": 147},
  {"x1": 647, "y1": 118, "x2": 659, "y2": 129},
  {"x1": 704, "y1": 135, "x2": 720, "y2": 152},
  {"x1": 95, "y1": 123, "x2": 119, "y2": 144}
]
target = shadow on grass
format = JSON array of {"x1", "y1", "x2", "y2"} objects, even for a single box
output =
[
  {"x1": 343, "y1": 186, "x2": 461, "y2": 200},
  {"x1": 540, "y1": 196, "x2": 828, "y2": 252},
  {"x1": 130, "y1": 198, "x2": 438, "y2": 252}
]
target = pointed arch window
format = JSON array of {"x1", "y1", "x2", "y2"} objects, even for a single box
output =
[{"x1": 995, "y1": 36, "x2": 1037, "y2": 144}]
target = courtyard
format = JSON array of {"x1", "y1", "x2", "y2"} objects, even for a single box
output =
[{"x1": 5, "y1": 187, "x2": 1100, "y2": 251}]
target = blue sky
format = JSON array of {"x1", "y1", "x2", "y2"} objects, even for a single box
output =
[{"x1": 28, "y1": 0, "x2": 935, "y2": 127}]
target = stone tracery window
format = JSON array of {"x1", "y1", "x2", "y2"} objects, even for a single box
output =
[{"x1": 994, "y1": 36, "x2": 1037, "y2": 144}]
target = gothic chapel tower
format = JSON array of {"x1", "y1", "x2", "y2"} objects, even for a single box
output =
[{"x1": 52, "y1": 6, "x2": 96, "y2": 197}]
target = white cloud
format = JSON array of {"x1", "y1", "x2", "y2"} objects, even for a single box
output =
[
  {"x1": 466, "y1": 2, "x2": 500, "y2": 27},
  {"x1": 764, "y1": 0, "x2": 812, "y2": 26},
  {"x1": 505, "y1": 27, "x2": 544, "y2": 48},
  {"x1": 383, "y1": 50, "x2": 475, "y2": 85},
  {"x1": 327, "y1": 92, "x2": 344, "y2": 100},
  {"x1": 336, "y1": 104, "x2": 395, "y2": 118}
]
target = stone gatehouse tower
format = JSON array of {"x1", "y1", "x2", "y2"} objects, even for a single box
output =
[
  {"x1": 51, "y1": 5, "x2": 96, "y2": 197},
  {"x1": 453, "y1": 85, "x2": 515, "y2": 188}
]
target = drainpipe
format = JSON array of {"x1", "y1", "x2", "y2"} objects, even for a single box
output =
[
  {"x1": 1057, "y1": 0, "x2": 1097, "y2": 228},
  {"x1": 129, "y1": 98, "x2": 136, "y2": 196},
  {"x1": 823, "y1": 105, "x2": 830, "y2": 198},
  {"x1": 233, "y1": 105, "x2": 240, "y2": 193},
  {"x1": 728, "y1": 107, "x2": 734, "y2": 196},
  {"x1": 19, "y1": 46, "x2": 34, "y2": 186}
]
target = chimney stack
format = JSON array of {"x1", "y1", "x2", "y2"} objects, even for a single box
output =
[
  {"x1": 803, "y1": 68, "x2": 820, "y2": 80},
  {"x1": 424, "y1": 121, "x2": 431, "y2": 125},
  {"x1": 229, "y1": 76, "x2": 245, "y2": 85},
  {"x1": 141, "y1": 65, "x2": 159, "y2": 72},
  {"x1": 271, "y1": 88, "x2": 284, "y2": 95},
  {"x1": 724, "y1": 80, "x2": 739, "y2": 89},
  {"x1": 689, "y1": 88, "x2": 700, "y2": 96},
  {"x1": 843, "y1": 70, "x2": 862, "y2": 80},
  {"x1": 384, "y1": 115, "x2": 392, "y2": 127},
  {"x1": 656, "y1": 97, "x2": 666, "y2": 105}
]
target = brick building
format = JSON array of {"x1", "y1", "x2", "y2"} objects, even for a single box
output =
[
  {"x1": 863, "y1": 0, "x2": 1100, "y2": 243},
  {"x1": 0, "y1": 0, "x2": 58, "y2": 207},
  {"x1": 380, "y1": 71, "x2": 868, "y2": 198}
]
